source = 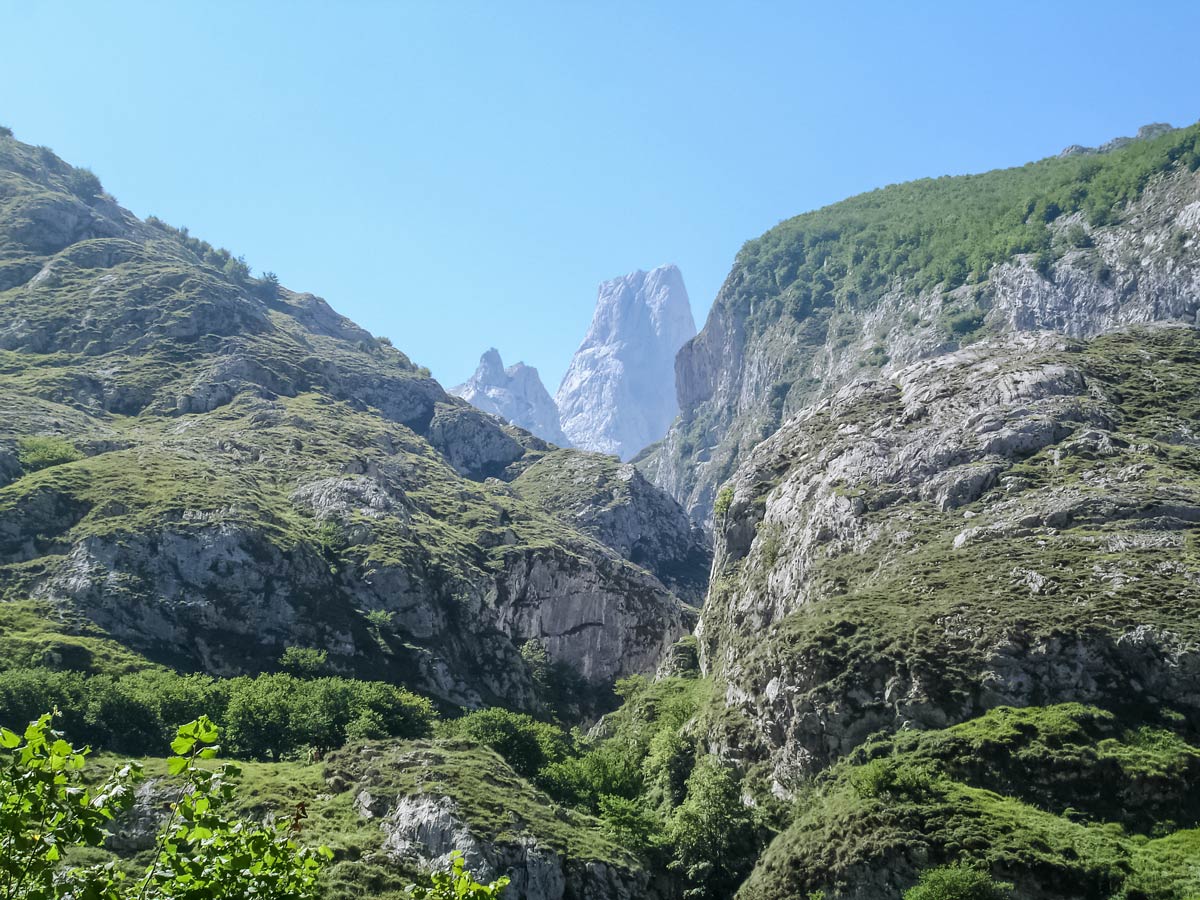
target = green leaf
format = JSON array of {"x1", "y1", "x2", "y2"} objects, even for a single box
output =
[
  {"x1": 0, "y1": 727, "x2": 20, "y2": 749},
  {"x1": 171, "y1": 736, "x2": 196, "y2": 755},
  {"x1": 167, "y1": 756, "x2": 188, "y2": 776}
]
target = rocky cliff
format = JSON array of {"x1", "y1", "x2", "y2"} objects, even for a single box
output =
[
  {"x1": 704, "y1": 325, "x2": 1200, "y2": 896},
  {"x1": 556, "y1": 265, "x2": 696, "y2": 460},
  {"x1": 644, "y1": 123, "x2": 1200, "y2": 525},
  {"x1": 450, "y1": 348, "x2": 568, "y2": 446},
  {"x1": 0, "y1": 132, "x2": 693, "y2": 710}
]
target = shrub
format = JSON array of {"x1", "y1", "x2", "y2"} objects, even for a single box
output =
[
  {"x1": 255, "y1": 271, "x2": 281, "y2": 300},
  {"x1": 0, "y1": 125, "x2": 12, "y2": 138},
  {"x1": 16, "y1": 435, "x2": 83, "y2": 472},
  {"x1": 0, "y1": 668, "x2": 434, "y2": 760},
  {"x1": 405, "y1": 851, "x2": 508, "y2": 899},
  {"x1": 448, "y1": 708, "x2": 570, "y2": 778},
  {"x1": 714, "y1": 487, "x2": 734, "y2": 520},
  {"x1": 65, "y1": 167, "x2": 103, "y2": 203},
  {"x1": 598, "y1": 795, "x2": 662, "y2": 852},
  {"x1": 903, "y1": 863, "x2": 1013, "y2": 900}
]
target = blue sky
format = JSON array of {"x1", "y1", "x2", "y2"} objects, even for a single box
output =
[{"x1": 2, "y1": 2, "x2": 1197, "y2": 389}]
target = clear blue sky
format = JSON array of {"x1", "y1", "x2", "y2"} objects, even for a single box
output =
[{"x1": 2, "y1": 2, "x2": 1197, "y2": 389}]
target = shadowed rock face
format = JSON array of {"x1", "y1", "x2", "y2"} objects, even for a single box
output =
[
  {"x1": 450, "y1": 348, "x2": 568, "y2": 446},
  {"x1": 556, "y1": 265, "x2": 695, "y2": 460},
  {"x1": 0, "y1": 132, "x2": 691, "y2": 709}
]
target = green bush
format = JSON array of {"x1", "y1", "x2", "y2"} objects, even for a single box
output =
[
  {"x1": 904, "y1": 863, "x2": 1013, "y2": 900},
  {"x1": 445, "y1": 708, "x2": 570, "y2": 778},
  {"x1": 666, "y1": 756, "x2": 759, "y2": 900},
  {"x1": 404, "y1": 851, "x2": 508, "y2": 899},
  {"x1": 16, "y1": 436, "x2": 83, "y2": 472},
  {"x1": 65, "y1": 167, "x2": 103, "y2": 203},
  {"x1": 714, "y1": 486, "x2": 734, "y2": 519}
]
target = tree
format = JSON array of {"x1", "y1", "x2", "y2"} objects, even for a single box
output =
[
  {"x1": 666, "y1": 757, "x2": 758, "y2": 900},
  {"x1": 0, "y1": 713, "x2": 329, "y2": 899},
  {"x1": 448, "y1": 708, "x2": 569, "y2": 778},
  {"x1": 279, "y1": 647, "x2": 329, "y2": 678}
]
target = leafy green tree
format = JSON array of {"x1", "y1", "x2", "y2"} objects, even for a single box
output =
[
  {"x1": 666, "y1": 756, "x2": 758, "y2": 900},
  {"x1": 903, "y1": 863, "x2": 1013, "y2": 900},
  {"x1": 597, "y1": 795, "x2": 662, "y2": 853},
  {"x1": 404, "y1": 851, "x2": 508, "y2": 899},
  {"x1": 279, "y1": 647, "x2": 329, "y2": 678},
  {"x1": 448, "y1": 708, "x2": 569, "y2": 778}
]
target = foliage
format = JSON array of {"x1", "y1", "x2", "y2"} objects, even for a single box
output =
[
  {"x1": 0, "y1": 668, "x2": 434, "y2": 760},
  {"x1": 442, "y1": 708, "x2": 570, "y2": 778},
  {"x1": 0, "y1": 125, "x2": 12, "y2": 139},
  {"x1": 279, "y1": 647, "x2": 329, "y2": 678},
  {"x1": 16, "y1": 436, "x2": 83, "y2": 473},
  {"x1": 738, "y1": 704, "x2": 1200, "y2": 900},
  {"x1": 665, "y1": 756, "x2": 758, "y2": 900},
  {"x1": 65, "y1": 168, "x2": 103, "y2": 204},
  {"x1": 714, "y1": 486, "x2": 734, "y2": 519},
  {"x1": 597, "y1": 795, "x2": 662, "y2": 853},
  {"x1": 0, "y1": 713, "x2": 329, "y2": 899},
  {"x1": 903, "y1": 864, "x2": 1013, "y2": 900},
  {"x1": 0, "y1": 713, "x2": 138, "y2": 899},
  {"x1": 403, "y1": 851, "x2": 509, "y2": 899},
  {"x1": 726, "y1": 124, "x2": 1200, "y2": 339}
]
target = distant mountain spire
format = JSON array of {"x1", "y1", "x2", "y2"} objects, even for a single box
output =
[
  {"x1": 451, "y1": 348, "x2": 568, "y2": 445},
  {"x1": 555, "y1": 264, "x2": 696, "y2": 460}
]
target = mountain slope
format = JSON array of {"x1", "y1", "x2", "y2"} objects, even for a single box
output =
[
  {"x1": 557, "y1": 265, "x2": 695, "y2": 460},
  {"x1": 644, "y1": 123, "x2": 1200, "y2": 523},
  {"x1": 450, "y1": 348, "x2": 568, "y2": 446},
  {"x1": 697, "y1": 324, "x2": 1200, "y2": 896},
  {"x1": 0, "y1": 132, "x2": 691, "y2": 710}
]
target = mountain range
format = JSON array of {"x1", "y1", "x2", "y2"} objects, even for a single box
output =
[{"x1": 2, "y1": 119, "x2": 1199, "y2": 899}]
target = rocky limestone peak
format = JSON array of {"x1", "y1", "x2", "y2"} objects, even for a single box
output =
[
  {"x1": 450, "y1": 348, "x2": 567, "y2": 446},
  {"x1": 556, "y1": 264, "x2": 696, "y2": 460}
]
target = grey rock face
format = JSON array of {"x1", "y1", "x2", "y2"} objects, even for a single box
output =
[
  {"x1": 556, "y1": 265, "x2": 696, "y2": 460},
  {"x1": 511, "y1": 450, "x2": 711, "y2": 603},
  {"x1": 650, "y1": 163, "x2": 1200, "y2": 525},
  {"x1": 451, "y1": 349, "x2": 568, "y2": 446},
  {"x1": 700, "y1": 326, "x2": 1200, "y2": 785}
]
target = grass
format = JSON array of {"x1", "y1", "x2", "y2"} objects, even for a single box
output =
[{"x1": 738, "y1": 704, "x2": 1200, "y2": 900}]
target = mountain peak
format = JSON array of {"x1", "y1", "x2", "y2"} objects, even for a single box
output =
[
  {"x1": 451, "y1": 349, "x2": 567, "y2": 445},
  {"x1": 556, "y1": 264, "x2": 696, "y2": 459}
]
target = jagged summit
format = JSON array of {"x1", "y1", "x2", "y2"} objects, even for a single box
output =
[
  {"x1": 555, "y1": 264, "x2": 695, "y2": 460},
  {"x1": 450, "y1": 348, "x2": 567, "y2": 445}
]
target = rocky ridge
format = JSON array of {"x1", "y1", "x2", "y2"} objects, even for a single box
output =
[{"x1": 701, "y1": 324, "x2": 1200, "y2": 786}]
